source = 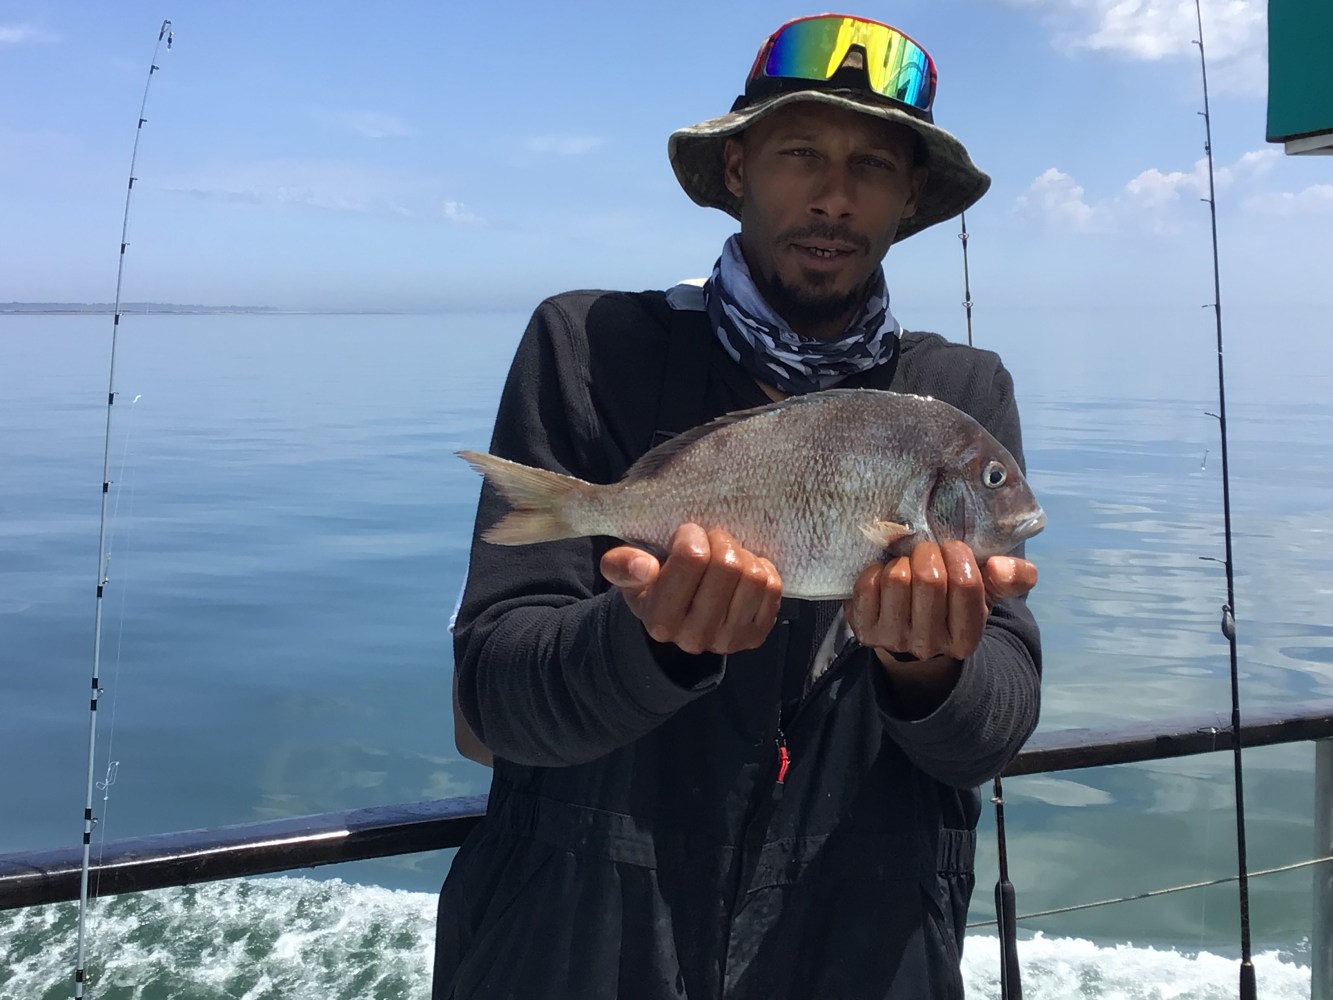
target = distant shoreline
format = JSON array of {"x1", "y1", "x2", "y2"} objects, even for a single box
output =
[
  {"x1": 0, "y1": 303, "x2": 402, "y2": 316},
  {"x1": 1, "y1": 302, "x2": 278, "y2": 315}
]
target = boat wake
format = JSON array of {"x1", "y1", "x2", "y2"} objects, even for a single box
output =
[{"x1": 0, "y1": 876, "x2": 1313, "y2": 999}]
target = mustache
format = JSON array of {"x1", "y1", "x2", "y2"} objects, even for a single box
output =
[{"x1": 777, "y1": 224, "x2": 870, "y2": 253}]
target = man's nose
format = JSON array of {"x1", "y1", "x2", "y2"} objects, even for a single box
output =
[{"x1": 808, "y1": 163, "x2": 855, "y2": 218}]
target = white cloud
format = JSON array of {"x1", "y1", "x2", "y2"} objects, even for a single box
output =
[
  {"x1": 1125, "y1": 148, "x2": 1278, "y2": 208},
  {"x1": 1125, "y1": 163, "x2": 1202, "y2": 209},
  {"x1": 0, "y1": 24, "x2": 57, "y2": 44},
  {"x1": 1019, "y1": 149, "x2": 1281, "y2": 233},
  {"x1": 1016, "y1": 167, "x2": 1114, "y2": 232},
  {"x1": 524, "y1": 135, "x2": 606, "y2": 156},
  {"x1": 442, "y1": 200, "x2": 486, "y2": 226},
  {"x1": 310, "y1": 107, "x2": 416, "y2": 139},
  {"x1": 1244, "y1": 184, "x2": 1333, "y2": 216},
  {"x1": 996, "y1": 0, "x2": 1266, "y2": 92},
  {"x1": 1081, "y1": 0, "x2": 1262, "y2": 62},
  {"x1": 1216, "y1": 148, "x2": 1281, "y2": 186}
]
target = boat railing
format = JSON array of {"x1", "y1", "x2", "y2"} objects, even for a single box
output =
[{"x1": 4, "y1": 699, "x2": 1331, "y2": 996}]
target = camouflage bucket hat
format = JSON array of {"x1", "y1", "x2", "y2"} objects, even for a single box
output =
[{"x1": 667, "y1": 15, "x2": 991, "y2": 243}]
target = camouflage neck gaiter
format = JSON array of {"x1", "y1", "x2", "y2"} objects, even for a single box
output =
[{"x1": 702, "y1": 233, "x2": 901, "y2": 396}]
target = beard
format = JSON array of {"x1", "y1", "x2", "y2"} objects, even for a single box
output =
[
  {"x1": 749, "y1": 260, "x2": 868, "y2": 337},
  {"x1": 739, "y1": 219, "x2": 878, "y2": 338}
]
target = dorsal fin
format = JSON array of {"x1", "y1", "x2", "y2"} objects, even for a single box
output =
[
  {"x1": 624, "y1": 393, "x2": 815, "y2": 482},
  {"x1": 623, "y1": 388, "x2": 904, "y2": 482}
]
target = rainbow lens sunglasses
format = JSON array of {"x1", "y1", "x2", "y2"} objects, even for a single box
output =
[{"x1": 740, "y1": 14, "x2": 937, "y2": 120}]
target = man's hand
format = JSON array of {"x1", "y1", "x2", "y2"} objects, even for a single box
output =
[
  {"x1": 844, "y1": 540, "x2": 1037, "y2": 716},
  {"x1": 600, "y1": 524, "x2": 783, "y2": 655},
  {"x1": 845, "y1": 540, "x2": 1037, "y2": 661}
]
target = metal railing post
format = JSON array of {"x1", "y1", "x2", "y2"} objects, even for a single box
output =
[{"x1": 1316, "y1": 738, "x2": 1333, "y2": 1000}]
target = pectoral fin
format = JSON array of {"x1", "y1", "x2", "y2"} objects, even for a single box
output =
[{"x1": 859, "y1": 519, "x2": 913, "y2": 548}]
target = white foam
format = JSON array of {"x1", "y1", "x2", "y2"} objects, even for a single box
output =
[
  {"x1": 0, "y1": 877, "x2": 436, "y2": 1000},
  {"x1": 0, "y1": 878, "x2": 1313, "y2": 999},
  {"x1": 963, "y1": 933, "x2": 1311, "y2": 999}
]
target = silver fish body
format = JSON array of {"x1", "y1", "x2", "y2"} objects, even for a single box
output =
[{"x1": 459, "y1": 388, "x2": 1045, "y2": 600}]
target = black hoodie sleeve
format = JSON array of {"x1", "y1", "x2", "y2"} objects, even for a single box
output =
[
  {"x1": 451, "y1": 296, "x2": 725, "y2": 767},
  {"x1": 875, "y1": 342, "x2": 1043, "y2": 788}
]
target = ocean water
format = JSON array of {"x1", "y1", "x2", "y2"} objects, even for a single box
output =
[{"x1": 1, "y1": 312, "x2": 1330, "y2": 999}]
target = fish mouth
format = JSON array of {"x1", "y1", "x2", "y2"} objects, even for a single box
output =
[{"x1": 1013, "y1": 510, "x2": 1047, "y2": 542}]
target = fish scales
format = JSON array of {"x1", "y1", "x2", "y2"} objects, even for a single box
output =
[
  {"x1": 459, "y1": 388, "x2": 1045, "y2": 600},
  {"x1": 579, "y1": 399, "x2": 929, "y2": 594}
]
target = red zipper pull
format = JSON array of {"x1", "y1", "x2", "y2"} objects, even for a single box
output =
[{"x1": 773, "y1": 732, "x2": 790, "y2": 799}]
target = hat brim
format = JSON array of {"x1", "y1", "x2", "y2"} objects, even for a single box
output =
[{"x1": 667, "y1": 90, "x2": 990, "y2": 243}]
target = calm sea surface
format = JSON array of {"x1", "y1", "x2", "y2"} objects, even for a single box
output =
[{"x1": 1, "y1": 312, "x2": 1330, "y2": 999}]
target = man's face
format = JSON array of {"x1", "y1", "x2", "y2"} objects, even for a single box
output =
[{"x1": 723, "y1": 102, "x2": 928, "y2": 339}]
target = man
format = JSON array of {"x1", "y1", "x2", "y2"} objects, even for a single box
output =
[{"x1": 436, "y1": 14, "x2": 1040, "y2": 1000}]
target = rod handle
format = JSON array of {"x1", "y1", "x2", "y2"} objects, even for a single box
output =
[{"x1": 995, "y1": 879, "x2": 1023, "y2": 999}]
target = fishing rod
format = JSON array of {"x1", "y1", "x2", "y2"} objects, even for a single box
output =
[
  {"x1": 1189, "y1": 2, "x2": 1254, "y2": 997},
  {"x1": 992, "y1": 775, "x2": 1022, "y2": 1000},
  {"x1": 956, "y1": 210, "x2": 1022, "y2": 1000},
  {"x1": 958, "y1": 210, "x2": 974, "y2": 348},
  {"x1": 72, "y1": 19, "x2": 173, "y2": 999}
]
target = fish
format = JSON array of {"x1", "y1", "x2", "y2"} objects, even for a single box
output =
[{"x1": 458, "y1": 388, "x2": 1046, "y2": 600}]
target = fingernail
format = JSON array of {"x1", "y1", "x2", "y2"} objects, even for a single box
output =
[{"x1": 629, "y1": 554, "x2": 652, "y2": 583}]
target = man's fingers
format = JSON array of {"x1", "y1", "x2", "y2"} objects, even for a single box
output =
[
  {"x1": 638, "y1": 525, "x2": 713, "y2": 643},
  {"x1": 752, "y1": 558, "x2": 784, "y2": 635},
  {"x1": 984, "y1": 556, "x2": 1038, "y2": 601},
  {"x1": 608, "y1": 529, "x2": 1030, "y2": 659},
  {"x1": 611, "y1": 525, "x2": 783, "y2": 655},
  {"x1": 843, "y1": 556, "x2": 912, "y2": 652},
  {"x1": 879, "y1": 556, "x2": 914, "y2": 652},
  {"x1": 600, "y1": 545, "x2": 661, "y2": 591},
  {"x1": 672, "y1": 529, "x2": 745, "y2": 651},
  {"x1": 846, "y1": 563, "x2": 883, "y2": 634},
  {"x1": 676, "y1": 530, "x2": 783, "y2": 653},
  {"x1": 908, "y1": 543, "x2": 949, "y2": 659},
  {"x1": 716, "y1": 556, "x2": 783, "y2": 650},
  {"x1": 941, "y1": 541, "x2": 987, "y2": 658}
]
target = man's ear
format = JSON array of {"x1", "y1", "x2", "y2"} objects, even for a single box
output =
[
  {"x1": 901, "y1": 167, "x2": 928, "y2": 219},
  {"x1": 723, "y1": 137, "x2": 745, "y2": 199}
]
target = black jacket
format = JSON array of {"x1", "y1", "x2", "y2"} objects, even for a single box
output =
[{"x1": 436, "y1": 289, "x2": 1042, "y2": 1000}]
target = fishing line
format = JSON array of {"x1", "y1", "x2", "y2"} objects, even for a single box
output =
[
  {"x1": 90, "y1": 393, "x2": 143, "y2": 902},
  {"x1": 1190, "y1": 1, "x2": 1255, "y2": 996},
  {"x1": 966, "y1": 853, "x2": 1333, "y2": 926},
  {"x1": 956, "y1": 209, "x2": 1022, "y2": 1000},
  {"x1": 73, "y1": 20, "x2": 172, "y2": 1000}
]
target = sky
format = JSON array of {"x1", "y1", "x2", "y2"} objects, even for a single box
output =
[{"x1": 1, "y1": 0, "x2": 1329, "y2": 396}]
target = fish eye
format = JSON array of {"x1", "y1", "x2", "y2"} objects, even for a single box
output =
[{"x1": 983, "y1": 461, "x2": 1007, "y2": 488}]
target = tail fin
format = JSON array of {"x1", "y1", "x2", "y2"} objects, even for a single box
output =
[{"x1": 457, "y1": 450, "x2": 591, "y2": 545}]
